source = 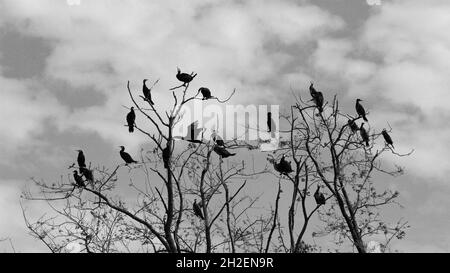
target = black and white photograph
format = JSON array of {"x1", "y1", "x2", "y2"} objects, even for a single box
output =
[{"x1": 0, "y1": 0, "x2": 449, "y2": 264}]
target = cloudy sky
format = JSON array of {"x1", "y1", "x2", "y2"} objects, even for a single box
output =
[{"x1": 0, "y1": 0, "x2": 449, "y2": 252}]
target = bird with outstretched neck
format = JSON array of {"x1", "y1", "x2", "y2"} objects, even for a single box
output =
[
  {"x1": 309, "y1": 82, "x2": 318, "y2": 99},
  {"x1": 356, "y1": 99, "x2": 368, "y2": 122},
  {"x1": 193, "y1": 199, "x2": 204, "y2": 220},
  {"x1": 126, "y1": 107, "x2": 135, "y2": 133},
  {"x1": 119, "y1": 146, "x2": 138, "y2": 164},
  {"x1": 360, "y1": 123, "x2": 370, "y2": 147},
  {"x1": 142, "y1": 79, "x2": 154, "y2": 105}
]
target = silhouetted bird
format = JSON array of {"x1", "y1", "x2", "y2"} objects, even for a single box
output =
[
  {"x1": 382, "y1": 129, "x2": 394, "y2": 149},
  {"x1": 211, "y1": 131, "x2": 225, "y2": 147},
  {"x1": 267, "y1": 112, "x2": 272, "y2": 132},
  {"x1": 119, "y1": 146, "x2": 138, "y2": 164},
  {"x1": 142, "y1": 79, "x2": 154, "y2": 105},
  {"x1": 80, "y1": 167, "x2": 94, "y2": 184},
  {"x1": 309, "y1": 82, "x2": 318, "y2": 99},
  {"x1": 73, "y1": 170, "x2": 85, "y2": 188},
  {"x1": 275, "y1": 155, "x2": 293, "y2": 175},
  {"x1": 214, "y1": 145, "x2": 236, "y2": 158},
  {"x1": 360, "y1": 123, "x2": 370, "y2": 146},
  {"x1": 356, "y1": 99, "x2": 368, "y2": 122},
  {"x1": 76, "y1": 150, "x2": 86, "y2": 168},
  {"x1": 314, "y1": 91, "x2": 324, "y2": 113},
  {"x1": 348, "y1": 119, "x2": 359, "y2": 133},
  {"x1": 314, "y1": 186, "x2": 326, "y2": 205},
  {"x1": 162, "y1": 146, "x2": 170, "y2": 169},
  {"x1": 193, "y1": 199, "x2": 204, "y2": 220},
  {"x1": 126, "y1": 107, "x2": 136, "y2": 133},
  {"x1": 176, "y1": 67, "x2": 197, "y2": 85},
  {"x1": 199, "y1": 87, "x2": 212, "y2": 100}
]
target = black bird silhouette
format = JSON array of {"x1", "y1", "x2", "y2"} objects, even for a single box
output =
[
  {"x1": 119, "y1": 146, "x2": 138, "y2": 164},
  {"x1": 348, "y1": 119, "x2": 359, "y2": 133},
  {"x1": 211, "y1": 131, "x2": 225, "y2": 147},
  {"x1": 360, "y1": 123, "x2": 370, "y2": 146},
  {"x1": 142, "y1": 79, "x2": 154, "y2": 105},
  {"x1": 214, "y1": 145, "x2": 236, "y2": 158},
  {"x1": 314, "y1": 91, "x2": 324, "y2": 113},
  {"x1": 193, "y1": 199, "x2": 204, "y2": 220},
  {"x1": 76, "y1": 150, "x2": 86, "y2": 168},
  {"x1": 274, "y1": 155, "x2": 293, "y2": 175},
  {"x1": 356, "y1": 99, "x2": 368, "y2": 122},
  {"x1": 126, "y1": 107, "x2": 136, "y2": 133},
  {"x1": 382, "y1": 129, "x2": 394, "y2": 149},
  {"x1": 73, "y1": 170, "x2": 85, "y2": 188},
  {"x1": 314, "y1": 186, "x2": 326, "y2": 205},
  {"x1": 309, "y1": 82, "x2": 318, "y2": 99},
  {"x1": 162, "y1": 146, "x2": 170, "y2": 169},
  {"x1": 199, "y1": 87, "x2": 212, "y2": 100},
  {"x1": 80, "y1": 167, "x2": 94, "y2": 184},
  {"x1": 176, "y1": 67, "x2": 197, "y2": 86},
  {"x1": 267, "y1": 112, "x2": 272, "y2": 132}
]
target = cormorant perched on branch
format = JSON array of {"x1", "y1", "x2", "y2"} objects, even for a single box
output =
[
  {"x1": 176, "y1": 67, "x2": 197, "y2": 86},
  {"x1": 314, "y1": 186, "x2": 326, "y2": 205},
  {"x1": 199, "y1": 87, "x2": 212, "y2": 100},
  {"x1": 213, "y1": 145, "x2": 236, "y2": 158},
  {"x1": 80, "y1": 167, "x2": 94, "y2": 184},
  {"x1": 76, "y1": 150, "x2": 86, "y2": 168},
  {"x1": 126, "y1": 107, "x2": 136, "y2": 133},
  {"x1": 73, "y1": 170, "x2": 85, "y2": 188},
  {"x1": 356, "y1": 99, "x2": 368, "y2": 122},
  {"x1": 382, "y1": 129, "x2": 394, "y2": 149},
  {"x1": 142, "y1": 79, "x2": 154, "y2": 105},
  {"x1": 162, "y1": 146, "x2": 170, "y2": 169},
  {"x1": 348, "y1": 119, "x2": 359, "y2": 133},
  {"x1": 274, "y1": 155, "x2": 293, "y2": 175},
  {"x1": 267, "y1": 112, "x2": 272, "y2": 132},
  {"x1": 193, "y1": 199, "x2": 204, "y2": 220},
  {"x1": 309, "y1": 82, "x2": 318, "y2": 99},
  {"x1": 314, "y1": 91, "x2": 324, "y2": 113},
  {"x1": 360, "y1": 123, "x2": 370, "y2": 147},
  {"x1": 119, "y1": 146, "x2": 138, "y2": 164},
  {"x1": 211, "y1": 131, "x2": 225, "y2": 147}
]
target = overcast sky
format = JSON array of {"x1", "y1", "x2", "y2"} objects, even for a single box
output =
[{"x1": 1, "y1": 0, "x2": 450, "y2": 252}]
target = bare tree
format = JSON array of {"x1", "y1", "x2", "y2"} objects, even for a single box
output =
[{"x1": 21, "y1": 75, "x2": 410, "y2": 253}]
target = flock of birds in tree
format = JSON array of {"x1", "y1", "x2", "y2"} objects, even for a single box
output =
[{"x1": 71, "y1": 70, "x2": 396, "y2": 217}]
